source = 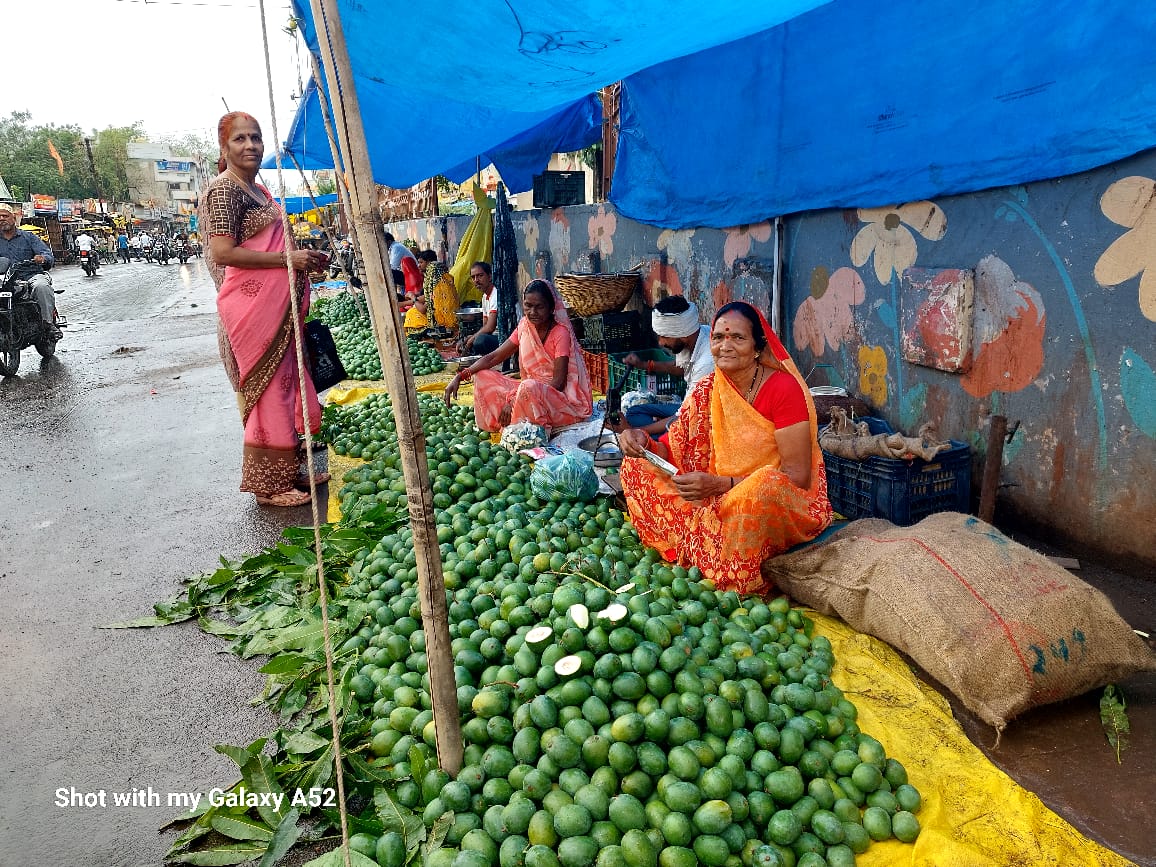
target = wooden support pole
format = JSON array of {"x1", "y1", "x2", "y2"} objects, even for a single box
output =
[
  {"x1": 307, "y1": 0, "x2": 463, "y2": 775},
  {"x1": 978, "y1": 414, "x2": 1008, "y2": 524}
]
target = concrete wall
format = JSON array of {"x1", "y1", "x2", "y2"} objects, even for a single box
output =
[{"x1": 387, "y1": 150, "x2": 1156, "y2": 567}]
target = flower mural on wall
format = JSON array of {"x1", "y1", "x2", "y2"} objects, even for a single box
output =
[
  {"x1": 1094, "y1": 175, "x2": 1156, "y2": 321},
  {"x1": 657, "y1": 228, "x2": 696, "y2": 264},
  {"x1": 548, "y1": 210, "x2": 571, "y2": 274},
  {"x1": 587, "y1": 205, "x2": 617, "y2": 258},
  {"x1": 524, "y1": 215, "x2": 540, "y2": 258},
  {"x1": 961, "y1": 255, "x2": 1047, "y2": 398},
  {"x1": 850, "y1": 201, "x2": 947, "y2": 284},
  {"x1": 723, "y1": 222, "x2": 772, "y2": 269},
  {"x1": 792, "y1": 266, "x2": 866, "y2": 356},
  {"x1": 643, "y1": 260, "x2": 684, "y2": 306},
  {"x1": 859, "y1": 345, "x2": 889, "y2": 407}
]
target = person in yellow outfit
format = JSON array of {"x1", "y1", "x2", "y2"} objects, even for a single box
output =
[
  {"x1": 416, "y1": 249, "x2": 458, "y2": 330},
  {"x1": 403, "y1": 292, "x2": 429, "y2": 334}
]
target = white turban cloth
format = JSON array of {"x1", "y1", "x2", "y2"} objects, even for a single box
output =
[{"x1": 652, "y1": 301, "x2": 701, "y2": 338}]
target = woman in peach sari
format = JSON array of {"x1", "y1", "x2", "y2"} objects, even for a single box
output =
[
  {"x1": 444, "y1": 280, "x2": 592, "y2": 432},
  {"x1": 201, "y1": 112, "x2": 330, "y2": 507},
  {"x1": 619, "y1": 301, "x2": 832, "y2": 593}
]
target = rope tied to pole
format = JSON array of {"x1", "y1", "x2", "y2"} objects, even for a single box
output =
[{"x1": 257, "y1": 1, "x2": 354, "y2": 865}]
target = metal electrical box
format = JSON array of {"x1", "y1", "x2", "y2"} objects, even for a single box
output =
[{"x1": 532, "y1": 171, "x2": 586, "y2": 208}]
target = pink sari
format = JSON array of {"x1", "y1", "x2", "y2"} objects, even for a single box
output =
[
  {"x1": 473, "y1": 284, "x2": 592, "y2": 432},
  {"x1": 202, "y1": 177, "x2": 320, "y2": 494}
]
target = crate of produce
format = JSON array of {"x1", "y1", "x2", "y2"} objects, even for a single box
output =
[
  {"x1": 607, "y1": 348, "x2": 686, "y2": 397},
  {"x1": 821, "y1": 417, "x2": 971, "y2": 525},
  {"x1": 582, "y1": 349, "x2": 609, "y2": 395},
  {"x1": 574, "y1": 310, "x2": 643, "y2": 355}
]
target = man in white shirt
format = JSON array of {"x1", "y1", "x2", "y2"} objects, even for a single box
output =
[
  {"x1": 138, "y1": 231, "x2": 154, "y2": 260},
  {"x1": 462, "y1": 261, "x2": 500, "y2": 354},
  {"x1": 75, "y1": 232, "x2": 100, "y2": 268},
  {"x1": 616, "y1": 295, "x2": 715, "y2": 435},
  {"x1": 383, "y1": 231, "x2": 416, "y2": 296}
]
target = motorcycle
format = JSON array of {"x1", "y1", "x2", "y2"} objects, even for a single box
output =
[
  {"x1": 79, "y1": 249, "x2": 99, "y2": 277},
  {"x1": 153, "y1": 240, "x2": 171, "y2": 264},
  {"x1": 0, "y1": 257, "x2": 62, "y2": 377},
  {"x1": 176, "y1": 240, "x2": 191, "y2": 264}
]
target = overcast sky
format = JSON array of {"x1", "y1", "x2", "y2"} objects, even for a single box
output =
[{"x1": 6, "y1": 0, "x2": 304, "y2": 154}]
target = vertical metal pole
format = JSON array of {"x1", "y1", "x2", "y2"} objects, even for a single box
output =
[{"x1": 308, "y1": 0, "x2": 463, "y2": 776}]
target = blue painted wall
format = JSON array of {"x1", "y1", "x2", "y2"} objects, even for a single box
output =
[{"x1": 388, "y1": 151, "x2": 1156, "y2": 567}]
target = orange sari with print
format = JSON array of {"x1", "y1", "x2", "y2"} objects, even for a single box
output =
[{"x1": 621, "y1": 334, "x2": 832, "y2": 594}]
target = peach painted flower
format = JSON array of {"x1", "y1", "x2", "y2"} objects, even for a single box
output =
[
  {"x1": 792, "y1": 266, "x2": 866, "y2": 355},
  {"x1": 588, "y1": 205, "x2": 617, "y2": 257},
  {"x1": 549, "y1": 211, "x2": 571, "y2": 273},
  {"x1": 1094, "y1": 176, "x2": 1156, "y2": 321},
  {"x1": 859, "y1": 345, "x2": 889, "y2": 407},
  {"x1": 524, "y1": 216, "x2": 540, "y2": 257},
  {"x1": 657, "y1": 228, "x2": 696, "y2": 264},
  {"x1": 723, "y1": 222, "x2": 772, "y2": 269},
  {"x1": 851, "y1": 201, "x2": 947, "y2": 284},
  {"x1": 962, "y1": 255, "x2": 1046, "y2": 397}
]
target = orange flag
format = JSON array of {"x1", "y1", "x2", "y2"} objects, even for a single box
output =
[{"x1": 47, "y1": 139, "x2": 64, "y2": 176}]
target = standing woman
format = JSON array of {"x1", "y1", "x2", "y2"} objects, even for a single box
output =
[{"x1": 200, "y1": 112, "x2": 330, "y2": 507}]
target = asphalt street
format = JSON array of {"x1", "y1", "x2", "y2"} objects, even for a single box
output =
[{"x1": 0, "y1": 256, "x2": 318, "y2": 865}]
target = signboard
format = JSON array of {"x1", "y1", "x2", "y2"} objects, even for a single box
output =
[
  {"x1": 188, "y1": 215, "x2": 198, "y2": 232},
  {"x1": 57, "y1": 199, "x2": 82, "y2": 218},
  {"x1": 156, "y1": 160, "x2": 192, "y2": 173},
  {"x1": 32, "y1": 194, "x2": 57, "y2": 214}
]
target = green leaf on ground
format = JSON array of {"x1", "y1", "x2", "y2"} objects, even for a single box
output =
[
  {"x1": 241, "y1": 754, "x2": 288, "y2": 828},
  {"x1": 258, "y1": 808, "x2": 301, "y2": 867},
  {"x1": 1100, "y1": 684, "x2": 1130, "y2": 763},
  {"x1": 302, "y1": 847, "x2": 378, "y2": 867},
  {"x1": 210, "y1": 812, "x2": 274, "y2": 842},
  {"x1": 171, "y1": 841, "x2": 267, "y2": 865}
]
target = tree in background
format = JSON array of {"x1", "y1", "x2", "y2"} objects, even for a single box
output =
[{"x1": 92, "y1": 122, "x2": 145, "y2": 201}]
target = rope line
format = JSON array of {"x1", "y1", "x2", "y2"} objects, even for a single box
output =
[{"x1": 258, "y1": 1, "x2": 353, "y2": 865}]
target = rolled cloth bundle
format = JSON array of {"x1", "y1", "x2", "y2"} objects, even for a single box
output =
[{"x1": 652, "y1": 300, "x2": 700, "y2": 338}]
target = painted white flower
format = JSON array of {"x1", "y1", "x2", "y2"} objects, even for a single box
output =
[
  {"x1": 657, "y1": 228, "x2": 696, "y2": 264},
  {"x1": 851, "y1": 201, "x2": 947, "y2": 284}
]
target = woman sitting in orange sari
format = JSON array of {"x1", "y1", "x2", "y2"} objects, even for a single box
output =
[
  {"x1": 201, "y1": 112, "x2": 330, "y2": 507},
  {"x1": 619, "y1": 301, "x2": 832, "y2": 593},
  {"x1": 444, "y1": 280, "x2": 593, "y2": 432}
]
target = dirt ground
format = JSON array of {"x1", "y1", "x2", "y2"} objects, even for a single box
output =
[{"x1": 0, "y1": 258, "x2": 1151, "y2": 866}]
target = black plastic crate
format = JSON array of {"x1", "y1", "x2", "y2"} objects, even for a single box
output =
[
  {"x1": 575, "y1": 310, "x2": 643, "y2": 355},
  {"x1": 821, "y1": 417, "x2": 971, "y2": 525},
  {"x1": 533, "y1": 170, "x2": 586, "y2": 208}
]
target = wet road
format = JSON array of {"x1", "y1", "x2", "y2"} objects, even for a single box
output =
[{"x1": 0, "y1": 258, "x2": 314, "y2": 865}]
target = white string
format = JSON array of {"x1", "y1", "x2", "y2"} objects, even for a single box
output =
[{"x1": 257, "y1": 1, "x2": 353, "y2": 865}]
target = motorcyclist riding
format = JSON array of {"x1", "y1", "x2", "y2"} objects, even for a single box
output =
[
  {"x1": 0, "y1": 203, "x2": 58, "y2": 338},
  {"x1": 75, "y1": 231, "x2": 100, "y2": 269}
]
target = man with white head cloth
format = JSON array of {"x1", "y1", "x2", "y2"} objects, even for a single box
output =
[{"x1": 614, "y1": 295, "x2": 714, "y2": 435}]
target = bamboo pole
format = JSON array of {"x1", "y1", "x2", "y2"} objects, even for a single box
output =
[
  {"x1": 307, "y1": 0, "x2": 463, "y2": 775},
  {"x1": 306, "y1": 56, "x2": 368, "y2": 288}
]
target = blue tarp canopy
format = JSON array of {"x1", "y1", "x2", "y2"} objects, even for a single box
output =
[
  {"x1": 280, "y1": 0, "x2": 1156, "y2": 228},
  {"x1": 274, "y1": 192, "x2": 337, "y2": 215}
]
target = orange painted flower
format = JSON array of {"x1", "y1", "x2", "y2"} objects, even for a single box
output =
[
  {"x1": 588, "y1": 205, "x2": 617, "y2": 257},
  {"x1": 723, "y1": 222, "x2": 772, "y2": 269},
  {"x1": 792, "y1": 266, "x2": 865, "y2": 355},
  {"x1": 859, "y1": 345, "x2": 889, "y2": 407},
  {"x1": 851, "y1": 201, "x2": 947, "y2": 284},
  {"x1": 961, "y1": 255, "x2": 1046, "y2": 397},
  {"x1": 643, "y1": 260, "x2": 684, "y2": 307},
  {"x1": 1094, "y1": 175, "x2": 1156, "y2": 321}
]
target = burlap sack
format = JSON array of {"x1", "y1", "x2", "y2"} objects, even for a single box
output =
[{"x1": 763, "y1": 512, "x2": 1156, "y2": 732}]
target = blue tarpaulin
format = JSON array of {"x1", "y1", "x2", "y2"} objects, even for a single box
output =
[
  {"x1": 275, "y1": 193, "x2": 338, "y2": 215},
  {"x1": 279, "y1": 0, "x2": 1156, "y2": 228}
]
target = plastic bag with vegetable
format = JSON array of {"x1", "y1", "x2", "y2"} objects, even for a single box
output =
[{"x1": 530, "y1": 450, "x2": 599, "y2": 502}]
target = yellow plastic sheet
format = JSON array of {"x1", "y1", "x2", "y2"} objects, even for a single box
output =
[{"x1": 811, "y1": 612, "x2": 1132, "y2": 867}]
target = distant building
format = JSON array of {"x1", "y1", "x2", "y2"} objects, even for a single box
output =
[{"x1": 125, "y1": 143, "x2": 210, "y2": 230}]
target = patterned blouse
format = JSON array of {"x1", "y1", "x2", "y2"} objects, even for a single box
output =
[{"x1": 200, "y1": 174, "x2": 281, "y2": 288}]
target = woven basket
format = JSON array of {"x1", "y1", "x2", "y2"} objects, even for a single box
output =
[{"x1": 555, "y1": 272, "x2": 640, "y2": 318}]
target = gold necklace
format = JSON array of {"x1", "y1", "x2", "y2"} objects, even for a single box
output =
[{"x1": 744, "y1": 366, "x2": 763, "y2": 403}]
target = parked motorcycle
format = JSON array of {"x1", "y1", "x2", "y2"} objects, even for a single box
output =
[
  {"x1": 0, "y1": 257, "x2": 62, "y2": 376},
  {"x1": 79, "y1": 249, "x2": 99, "y2": 277}
]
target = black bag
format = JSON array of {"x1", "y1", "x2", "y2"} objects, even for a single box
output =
[{"x1": 304, "y1": 319, "x2": 348, "y2": 391}]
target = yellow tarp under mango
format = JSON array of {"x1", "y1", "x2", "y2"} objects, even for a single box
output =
[
  {"x1": 811, "y1": 612, "x2": 1129, "y2": 866},
  {"x1": 320, "y1": 385, "x2": 1128, "y2": 866}
]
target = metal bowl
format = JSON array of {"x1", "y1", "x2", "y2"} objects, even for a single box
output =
[
  {"x1": 456, "y1": 308, "x2": 483, "y2": 322},
  {"x1": 578, "y1": 432, "x2": 623, "y2": 468}
]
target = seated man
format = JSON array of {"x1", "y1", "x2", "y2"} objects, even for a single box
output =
[
  {"x1": 462, "y1": 261, "x2": 500, "y2": 355},
  {"x1": 613, "y1": 295, "x2": 714, "y2": 436}
]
